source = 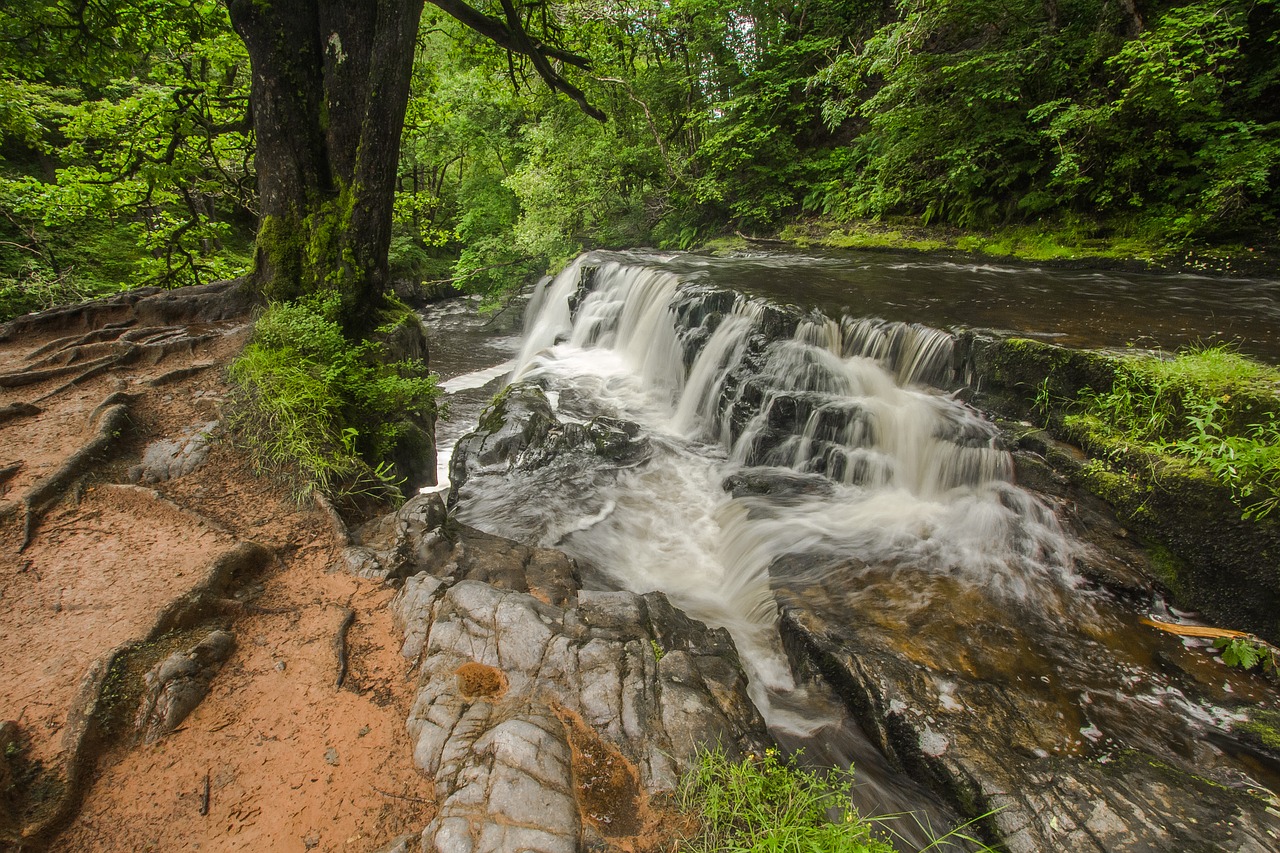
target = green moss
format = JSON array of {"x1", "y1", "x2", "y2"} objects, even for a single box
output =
[
  {"x1": 95, "y1": 628, "x2": 207, "y2": 739},
  {"x1": 1238, "y1": 710, "x2": 1280, "y2": 751},
  {"x1": 772, "y1": 217, "x2": 1273, "y2": 275},
  {"x1": 1146, "y1": 544, "x2": 1188, "y2": 601},
  {"x1": 478, "y1": 386, "x2": 513, "y2": 435},
  {"x1": 254, "y1": 182, "x2": 363, "y2": 310}
]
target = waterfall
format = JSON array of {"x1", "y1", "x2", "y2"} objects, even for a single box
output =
[
  {"x1": 438, "y1": 250, "x2": 1279, "y2": 850},
  {"x1": 460, "y1": 253, "x2": 1082, "y2": 705}
]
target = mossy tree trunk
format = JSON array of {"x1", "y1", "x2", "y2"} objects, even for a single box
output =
[
  {"x1": 226, "y1": 0, "x2": 425, "y2": 334},
  {"x1": 225, "y1": 0, "x2": 600, "y2": 335}
]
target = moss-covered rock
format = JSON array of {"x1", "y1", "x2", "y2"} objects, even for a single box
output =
[{"x1": 961, "y1": 334, "x2": 1280, "y2": 644}]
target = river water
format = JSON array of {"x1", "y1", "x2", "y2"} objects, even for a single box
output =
[{"x1": 420, "y1": 250, "x2": 1280, "y2": 847}]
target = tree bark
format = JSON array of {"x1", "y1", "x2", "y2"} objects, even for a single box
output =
[
  {"x1": 226, "y1": 0, "x2": 425, "y2": 333},
  {"x1": 225, "y1": 0, "x2": 599, "y2": 334}
]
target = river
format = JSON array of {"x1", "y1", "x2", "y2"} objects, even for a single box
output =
[{"x1": 420, "y1": 250, "x2": 1280, "y2": 850}]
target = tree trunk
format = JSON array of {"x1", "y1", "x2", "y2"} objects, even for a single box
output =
[{"x1": 226, "y1": 0, "x2": 425, "y2": 333}]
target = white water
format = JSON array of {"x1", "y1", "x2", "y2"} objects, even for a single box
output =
[{"x1": 460, "y1": 255, "x2": 1083, "y2": 723}]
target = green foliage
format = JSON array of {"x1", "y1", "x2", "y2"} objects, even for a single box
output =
[
  {"x1": 677, "y1": 746, "x2": 998, "y2": 852},
  {"x1": 678, "y1": 747, "x2": 896, "y2": 853},
  {"x1": 1214, "y1": 636, "x2": 1280, "y2": 677},
  {"x1": 812, "y1": 0, "x2": 1280, "y2": 244},
  {"x1": 0, "y1": 0, "x2": 253, "y2": 317},
  {"x1": 1066, "y1": 346, "x2": 1280, "y2": 519},
  {"x1": 228, "y1": 297, "x2": 440, "y2": 500}
]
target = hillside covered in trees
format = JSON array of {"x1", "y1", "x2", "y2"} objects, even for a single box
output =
[{"x1": 2, "y1": 0, "x2": 1278, "y2": 320}]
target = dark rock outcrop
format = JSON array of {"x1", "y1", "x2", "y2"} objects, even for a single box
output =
[{"x1": 773, "y1": 557, "x2": 1280, "y2": 853}]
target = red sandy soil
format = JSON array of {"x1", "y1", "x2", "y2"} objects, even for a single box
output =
[{"x1": 0, "y1": 311, "x2": 433, "y2": 851}]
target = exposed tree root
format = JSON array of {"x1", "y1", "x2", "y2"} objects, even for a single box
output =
[
  {"x1": 0, "y1": 319, "x2": 225, "y2": 407},
  {"x1": 0, "y1": 278, "x2": 254, "y2": 345},
  {"x1": 0, "y1": 402, "x2": 40, "y2": 424},
  {"x1": 0, "y1": 461, "x2": 21, "y2": 495},
  {"x1": 13, "y1": 541, "x2": 273, "y2": 849},
  {"x1": 34, "y1": 363, "x2": 119, "y2": 403},
  {"x1": 147, "y1": 362, "x2": 217, "y2": 387},
  {"x1": 25, "y1": 340, "x2": 132, "y2": 371},
  {"x1": 0, "y1": 353, "x2": 124, "y2": 389},
  {"x1": 19, "y1": 400, "x2": 131, "y2": 551},
  {"x1": 334, "y1": 607, "x2": 356, "y2": 689},
  {"x1": 314, "y1": 492, "x2": 351, "y2": 546},
  {"x1": 23, "y1": 321, "x2": 138, "y2": 362}
]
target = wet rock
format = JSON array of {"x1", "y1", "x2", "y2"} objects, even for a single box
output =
[
  {"x1": 345, "y1": 492, "x2": 452, "y2": 581},
  {"x1": 394, "y1": 533, "x2": 769, "y2": 853},
  {"x1": 1009, "y1": 439, "x2": 1156, "y2": 594},
  {"x1": 722, "y1": 469, "x2": 835, "y2": 500},
  {"x1": 451, "y1": 384, "x2": 558, "y2": 483},
  {"x1": 348, "y1": 492, "x2": 582, "y2": 609},
  {"x1": 772, "y1": 557, "x2": 1280, "y2": 852},
  {"x1": 449, "y1": 384, "x2": 650, "y2": 503},
  {"x1": 127, "y1": 420, "x2": 218, "y2": 483},
  {"x1": 388, "y1": 416, "x2": 436, "y2": 499},
  {"x1": 135, "y1": 629, "x2": 235, "y2": 744}
]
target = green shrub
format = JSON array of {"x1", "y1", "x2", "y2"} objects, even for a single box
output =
[{"x1": 228, "y1": 295, "x2": 440, "y2": 500}]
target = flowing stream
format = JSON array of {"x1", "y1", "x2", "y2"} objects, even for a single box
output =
[{"x1": 422, "y1": 250, "x2": 1280, "y2": 847}]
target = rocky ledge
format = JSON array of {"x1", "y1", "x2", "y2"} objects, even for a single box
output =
[
  {"x1": 347, "y1": 492, "x2": 770, "y2": 853},
  {"x1": 435, "y1": 380, "x2": 1280, "y2": 853}
]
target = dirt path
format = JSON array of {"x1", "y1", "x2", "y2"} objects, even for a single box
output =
[{"x1": 0, "y1": 291, "x2": 433, "y2": 851}]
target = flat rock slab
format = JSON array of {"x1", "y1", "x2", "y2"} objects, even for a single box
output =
[{"x1": 774, "y1": 557, "x2": 1280, "y2": 853}]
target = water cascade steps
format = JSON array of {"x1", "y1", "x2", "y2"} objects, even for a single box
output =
[{"x1": 440, "y1": 250, "x2": 1280, "y2": 852}]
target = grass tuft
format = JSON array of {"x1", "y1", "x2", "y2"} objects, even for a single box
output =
[
  {"x1": 227, "y1": 295, "x2": 440, "y2": 501},
  {"x1": 676, "y1": 746, "x2": 895, "y2": 853},
  {"x1": 675, "y1": 747, "x2": 998, "y2": 852}
]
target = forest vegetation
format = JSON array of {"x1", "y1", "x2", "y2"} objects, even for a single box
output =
[
  {"x1": 2, "y1": 0, "x2": 1278, "y2": 500},
  {"x1": 2, "y1": 0, "x2": 1277, "y2": 322}
]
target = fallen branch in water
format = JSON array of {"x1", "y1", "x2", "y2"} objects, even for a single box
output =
[{"x1": 1139, "y1": 617, "x2": 1249, "y2": 640}]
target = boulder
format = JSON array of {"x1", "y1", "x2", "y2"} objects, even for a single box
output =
[{"x1": 383, "y1": 519, "x2": 769, "y2": 853}]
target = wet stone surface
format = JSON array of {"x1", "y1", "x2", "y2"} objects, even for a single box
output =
[
  {"x1": 773, "y1": 559, "x2": 1280, "y2": 853},
  {"x1": 355, "y1": 493, "x2": 769, "y2": 853}
]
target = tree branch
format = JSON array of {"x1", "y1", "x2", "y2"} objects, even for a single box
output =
[{"x1": 426, "y1": 0, "x2": 605, "y2": 121}]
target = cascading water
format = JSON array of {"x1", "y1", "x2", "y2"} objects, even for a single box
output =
[
  {"x1": 489, "y1": 253, "x2": 1080, "y2": 653},
  {"x1": 442, "y1": 250, "x2": 1280, "y2": 849}
]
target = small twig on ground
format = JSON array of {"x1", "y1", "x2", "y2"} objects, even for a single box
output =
[
  {"x1": 371, "y1": 785, "x2": 432, "y2": 804},
  {"x1": 199, "y1": 771, "x2": 210, "y2": 816}
]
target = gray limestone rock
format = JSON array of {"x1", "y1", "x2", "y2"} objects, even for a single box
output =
[
  {"x1": 128, "y1": 420, "x2": 219, "y2": 483},
  {"x1": 135, "y1": 629, "x2": 234, "y2": 744},
  {"x1": 394, "y1": 559, "x2": 769, "y2": 853},
  {"x1": 345, "y1": 492, "x2": 452, "y2": 582}
]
